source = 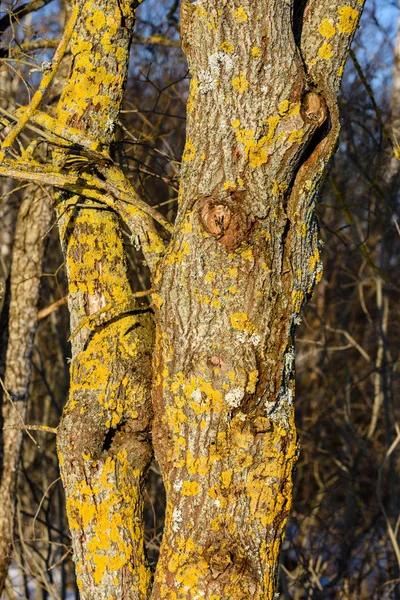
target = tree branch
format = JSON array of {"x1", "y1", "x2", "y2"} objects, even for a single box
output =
[
  {"x1": 0, "y1": 3, "x2": 80, "y2": 159},
  {"x1": 300, "y1": 0, "x2": 365, "y2": 93},
  {"x1": 0, "y1": 160, "x2": 173, "y2": 234}
]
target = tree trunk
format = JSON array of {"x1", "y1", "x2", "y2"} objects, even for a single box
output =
[
  {"x1": 53, "y1": 1, "x2": 161, "y2": 597},
  {"x1": 0, "y1": 188, "x2": 51, "y2": 590},
  {"x1": 151, "y1": 1, "x2": 364, "y2": 598},
  {"x1": 0, "y1": 0, "x2": 365, "y2": 597}
]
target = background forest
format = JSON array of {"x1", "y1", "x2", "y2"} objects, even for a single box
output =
[{"x1": 0, "y1": 0, "x2": 399, "y2": 598}]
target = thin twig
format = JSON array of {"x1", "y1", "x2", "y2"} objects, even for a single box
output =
[{"x1": 0, "y1": 377, "x2": 39, "y2": 447}]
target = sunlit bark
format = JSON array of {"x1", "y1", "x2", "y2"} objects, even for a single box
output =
[
  {"x1": 151, "y1": 1, "x2": 364, "y2": 597},
  {"x1": 0, "y1": 0, "x2": 365, "y2": 597}
]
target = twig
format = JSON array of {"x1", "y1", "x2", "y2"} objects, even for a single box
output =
[
  {"x1": 0, "y1": 377, "x2": 39, "y2": 447},
  {"x1": 3, "y1": 424, "x2": 57, "y2": 434},
  {"x1": 37, "y1": 295, "x2": 68, "y2": 320},
  {"x1": 0, "y1": 161, "x2": 173, "y2": 233},
  {"x1": 32, "y1": 477, "x2": 61, "y2": 539}
]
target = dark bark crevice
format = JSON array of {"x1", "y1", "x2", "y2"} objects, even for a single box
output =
[{"x1": 292, "y1": 0, "x2": 309, "y2": 47}]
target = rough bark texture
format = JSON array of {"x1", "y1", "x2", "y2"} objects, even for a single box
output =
[
  {"x1": 0, "y1": 0, "x2": 365, "y2": 597},
  {"x1": 0, "y1": 188, "x2": 51, "y2": 590},
  {"x1": 54, "y1": 1, "x2": 157, "y2": 598},
  {"x1": 150, "y1": 1, "x2": 364, "y2": 598}
]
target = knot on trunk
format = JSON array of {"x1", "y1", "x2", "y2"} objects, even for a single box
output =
[
  {"x1": 199, "y1": 193, "x2": 251, "y2": 251},
  {"x1": 301, "y1": 92, "x2": 328, "y2": 125},
  {"x1": 204, "y1": 538, "x2": 260, "y2": 590},
  {"x1": 205, "y1": 540, "x2": 233, "y2": 578}
]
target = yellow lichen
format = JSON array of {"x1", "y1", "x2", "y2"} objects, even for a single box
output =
[
  {"x1": 205, "y1": 271, "x2": 216, "y2": 283},
  {"x1": 181, "y1": 481, "x2": 200, "y2": 496},
  {"x1": 186, "y1": 78, "x2": 199, "y2": 114},
  {"x1": 309, "y1": 248, "x2": 321, "y2": 271},
  {"x1": 233, "y1": 7, "x2": 248, "y2": 22},
  {"x1": 220, "y1": 41, "x2": 234, "y2": 53},
  {"x1": 223, "y1": 180, "x2": 236, "y2": 190},
  {"x1": 230, "y1": 312, "x2": 249, "y2": 331},
  {"x1": 288, "y1": 128, "x2": 305, "y2": 143},
  {"x1": 182, "y1": 139, "x2": 196, "y2": 162},
  {"x1": 319, "y1": 18, "x2": 336, "y2": 38},
  {"x1": 318, "y1": 43, "x2": 333, "y2": 60},
  {"x1": 338, "y1": 6, "x2": 359, "y2": 35},
  {"x1": 231, "y1": 72, "x2": 249, "y2": 93},
  {"x1": 247, "y1": 370, "x2": 259, "y2": 393},
  {"x1": 235, "y1": 128, "x2": 269, "y2": 168},
  {"x1": 228, "y1": 266, "x2": 238, "y2": 278},
  {"x1": 221, "y1": 470, "x2": 233, "y2": 487},
  {"x1": 251, "y1": 46, "x2": 260, "y2": 57},
  {"x1": 292, "y1": 290, "x2": 305, "y2": 312}
]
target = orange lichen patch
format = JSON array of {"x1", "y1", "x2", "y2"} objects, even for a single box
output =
[
  {"x1": 165, "y1": 240, "x2": 190, "y2": 265},
  {"x1": 288, "y1": 128, "x2": 305, "y2": 143},
  {"x1": 68, "y1": 308, "x2": 153, "y2": 430},
  {"x1": 230, "y1": 312, "x2": 248, "y2": 330},
  {"x1": 338, "y1": 6, "x2": 359, "y2": 35},
  {"x1": 165, "y1": 406, "x2": 187, "y2": 435},
  {"x1": 248, "y1": 139, "x2": 269, "y2": 168},
  {"x1": 299, "y1": 222, "x2": 307, "y2": 238},
  {"x1": 183, "y1": 376, "x2": 223, "y2": 413},
  {"x1": 235, "y1": 129, "x2": 269, "y2": 168},
  {"x1": 240, "y1": 246, "x2": 254, "y2": 261},
  {"x1": 196, "y1": 6, "x2": 218, "y2": 33},
  {"x1": 228, "y1": 266, "x2": 238, "y2": 278},
  {"x1": 186, "y1": 451, "x2": 211, "y2": 477},
  {"x1": 278, "y1": 100, "x2": 300, "y2": 118},
  {"x1": 220, "y1": 469, "x2": 233, "y2": 488},
  {"x1": 264, "y1": 114, "x2": 281, "y2": 142},
  {"x1": 86, "y1": 9, "x2": 107, "y2": 33},
  {"x1": 223, "y1": 180, "x2": 236, "y2": 190},
  {"x1": 246, "y1": 370, "x2": 259, "y2": 393},
  {"x1": 229, "y1": 312, "x2": 258, "y2": 336},
  {"x1": 208, "y1": 485, "x2": 228, "y2": 508},
  {"x1": 251, "y1": 46, "x2": 261, "y2": 57}
]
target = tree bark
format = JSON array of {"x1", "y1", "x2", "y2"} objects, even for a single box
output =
[
  {"x1": 151, "y1": 1, "x2": 364, "y2": 598},
  {"x1": 0, "y1": 0, "x2": 365, "y2": 597},
  {"x1": 0, "y1": 188, "x2": 51, "y2": 591},
  {"x1": 53, "y1": 1, "x2": 161, "y2": 598}
]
